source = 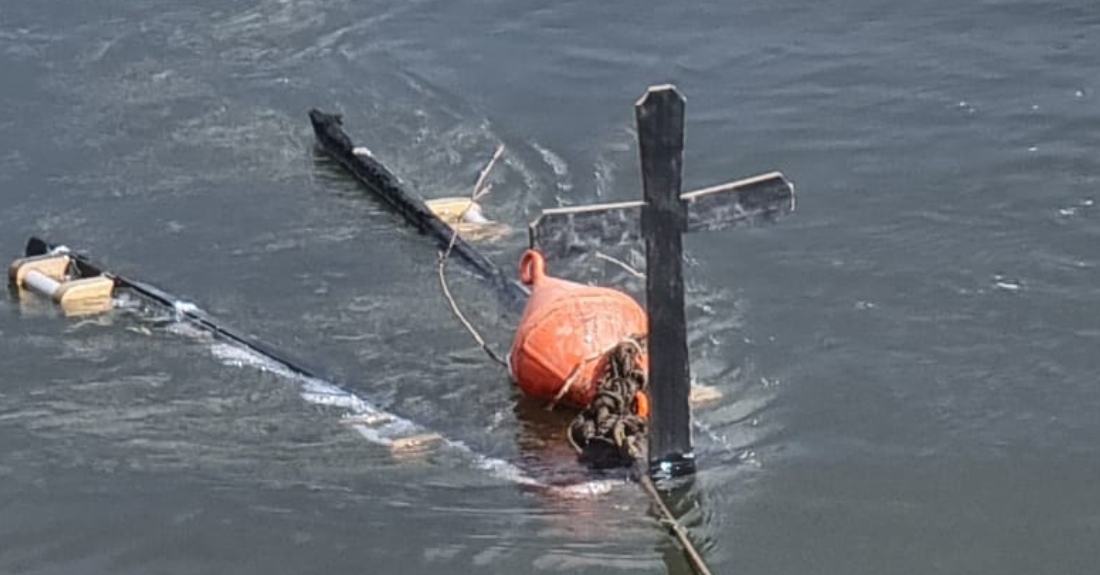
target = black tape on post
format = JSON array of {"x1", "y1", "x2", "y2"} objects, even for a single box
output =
[{"x1": 636, "y1": 85, "x2": 695, "y2": 478}]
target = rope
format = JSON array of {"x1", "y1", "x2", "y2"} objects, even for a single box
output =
[
  {"x1": 437, "y1": 144, "x2": 509, "y2": 369},
  {"x1": 640, "y1": 474, "x2": 716, "y2": 575},
  {"x1": 567, "y1": 337, "x2": 649, "y2": 469}
]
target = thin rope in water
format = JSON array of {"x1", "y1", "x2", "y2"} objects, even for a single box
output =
[
  {"x1": 437, "y1": 143, "x2": 509, "y2": 368},
  {"x1": 640, "y1": 473, "x2": 716, "y2": 575}
]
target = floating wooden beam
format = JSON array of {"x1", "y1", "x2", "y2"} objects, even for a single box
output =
[{"x1": 308, "y1": 109, "x2": 529, "y2": 309}]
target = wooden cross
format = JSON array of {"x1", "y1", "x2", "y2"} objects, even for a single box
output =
[{"x1": 529, "y1": 85, "x2": 795, "y2": 478}]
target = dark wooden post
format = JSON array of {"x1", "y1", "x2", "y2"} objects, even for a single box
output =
[{"x1": 636, "y1": 85, "x2": 695, "y2": 478}]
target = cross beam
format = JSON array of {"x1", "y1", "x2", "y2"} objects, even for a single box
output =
[{"x1": 527, "y1": 172, "x2": 793, "y2": 257}]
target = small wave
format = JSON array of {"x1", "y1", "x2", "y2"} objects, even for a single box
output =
[
  {"x1": 991, "y1": 274, "x2": 1024, "y2": 292},
  {"x1": 530, "y1": 140, "x2": 573, "y2": 194}
]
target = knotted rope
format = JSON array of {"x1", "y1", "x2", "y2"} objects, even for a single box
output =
[{"x1": 567, "y1": 336, "x2": 649, "y2": 468}]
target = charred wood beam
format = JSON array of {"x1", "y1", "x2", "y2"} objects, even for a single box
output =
[{"x1": 308, "y1": 109, "x2": 529, "y2": 310}]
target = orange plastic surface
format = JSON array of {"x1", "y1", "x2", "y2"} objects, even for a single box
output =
[{"x1": 509, "y1": 250, "x2": 647, "y2": 408}]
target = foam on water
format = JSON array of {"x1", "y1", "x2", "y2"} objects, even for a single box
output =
[{"x1": 204, "y1": 332, "x2": 620, "y2": 498}]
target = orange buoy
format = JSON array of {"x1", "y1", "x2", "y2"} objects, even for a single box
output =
[{"x1": 509, "y1": 250, "x2": 647, "y2": 408}]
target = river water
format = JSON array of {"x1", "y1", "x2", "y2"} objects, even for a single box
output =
[{"x1": 2, "y1": 0, "x2": 1099, "y2": 573}]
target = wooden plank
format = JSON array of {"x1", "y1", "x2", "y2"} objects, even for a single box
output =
[
  {"x1": 54, "y1": 276, "x2": 115, "y2": 316},
  {"x1": 308, "y1": 109, "x2": 529, "y2": 310},
  {"x1": 635, "y1": 85, "x2": 695, "y2": 477},
  {"x1": 424, "y1": 197, "x2": 512, "y2": 242},
  {"x1": 528, "y1": 171, "x2": 794, "y2": 256},
  {"x1": 9, "y1": 253, "x2": 71, "y2": 285}
]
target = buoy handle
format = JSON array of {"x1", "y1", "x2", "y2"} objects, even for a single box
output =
[{"x1": 519, "y1": 250, "x2": 546, "y2": 286}]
